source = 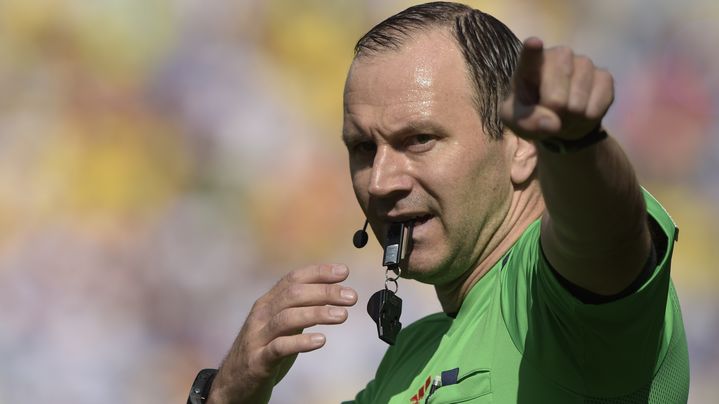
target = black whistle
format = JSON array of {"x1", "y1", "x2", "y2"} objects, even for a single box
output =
[
  {"x1": 367, "y1": 222, "x2": 413, "y2": 345},
  {"x1": 367, "y1": 288, "x2": 402, "y2": 345}
]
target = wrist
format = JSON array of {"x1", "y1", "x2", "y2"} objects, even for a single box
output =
[
  {"x1": 204, "y1": 370, "x2": 272, "y2": 404},
  {"x1": 204, "y1": 373, "x2": 234, "y2": 404}
]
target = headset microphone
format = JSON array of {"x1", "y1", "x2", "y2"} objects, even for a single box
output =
[{"x1": 353, "y1": 219, "x2": 369, "y2": 248}]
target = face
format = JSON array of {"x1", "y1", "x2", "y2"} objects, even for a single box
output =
[{"x1": 343, "y1": 29, "x2": 514, "y2": 285}]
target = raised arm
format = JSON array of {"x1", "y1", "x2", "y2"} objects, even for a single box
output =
[{"x1": 500, "y1": 37, "x2": 651, "y2": 296}]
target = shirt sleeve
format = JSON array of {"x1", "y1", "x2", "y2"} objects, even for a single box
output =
[{"x1": 500, "y1": 189, "x2": 682, "y2": 397}]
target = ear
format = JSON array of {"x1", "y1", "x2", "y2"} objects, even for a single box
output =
[{"x1": 505, "y1": 131, "x2": 538, "y2": 185}]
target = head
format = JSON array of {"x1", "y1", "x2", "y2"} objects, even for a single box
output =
[
  {"x1": 343, "y1": 2, "x2": 537, "y2": 285},
  {"x1": 355, "y1": 2, "x2": 522, "y2": 139}
]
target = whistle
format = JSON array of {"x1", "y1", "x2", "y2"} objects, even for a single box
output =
[
  {"x1": 382, "y1": 222, "x2": 413, "y2": 269},
  {"x1": 368, "y1": 221, "x2": 413, "y2": 345}
]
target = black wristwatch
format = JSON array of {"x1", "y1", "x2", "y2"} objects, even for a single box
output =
[
  {"x1": 187, "y1": 368, "x2": 218, "y2": 404},
  {"x1": 539, "y1": 124, "x2": 608, "y2": 154}
]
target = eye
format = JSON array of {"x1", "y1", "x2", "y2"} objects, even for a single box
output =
[
  {"x1": 351, "y1": 141, "x2": 377, "y2": 156},
  {"x1": 405, "y1": 134, "x2": 436, "y2": 152}
]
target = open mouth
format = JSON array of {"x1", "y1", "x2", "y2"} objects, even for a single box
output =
[
  {"x1": 400, "y1": 214, "x2": 433, "y2": 228},
  {"x1": 383, "y1": 214, "x2": 434, "y2": 233}
]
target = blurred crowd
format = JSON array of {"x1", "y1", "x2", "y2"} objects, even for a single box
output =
[{"x1": 0, "y1": 0, "x2": 716, "y2": 403}]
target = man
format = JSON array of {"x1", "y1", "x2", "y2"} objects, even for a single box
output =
[{"x1": 189, "y1": 2, "x2": 689, "y2": 403}]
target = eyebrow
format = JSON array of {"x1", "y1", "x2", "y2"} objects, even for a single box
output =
[
  {"x1": 342, "y1": 119, "x2": 448, "y2": 145},
  {"x1": 341, "y1": 126, "x2": 365, "y2": 146}
]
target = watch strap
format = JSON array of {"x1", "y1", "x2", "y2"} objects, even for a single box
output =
[
  {"x1": 539, "y1": 124, "x2": 607, "y2": 154},
  {"x1": 188, "y1": 368, "x2": 218, "y2": 404}
]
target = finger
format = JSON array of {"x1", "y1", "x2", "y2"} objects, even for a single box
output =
[
  {"x1": 262, "y1": 306, "x2": 349, "y2": 340},
  {"x1": 261, "y1": 333, "x2": 326, "y2": 369},
  {"x1": 253, "y1": 274, "x2": 357, "y2": 332},
  {"x1": 539, "y1": 46, "x2": 574, "y2": 112},
  {"x1": 566, "y1": 56, "x2": 595, "y2": 115},
  {"x1": 262, "y1": 264, "x2": 350, "y2": 309},
  {"x1": 586, "y1": 68, "x2": 614, "y2": 120},
  {"x1": 279, "y1": 282, "x2": 358, "y2": 311},
  {"x1": 513, "y1": 37, "x2": 544, "y2": 104},
  {"x1": 281, "y1": 263, "x2": 349, "y2": 286}
]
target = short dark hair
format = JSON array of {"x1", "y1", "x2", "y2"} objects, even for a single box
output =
[{"x1": 354, "y1": 2, "x2": 522, "y2": 139}]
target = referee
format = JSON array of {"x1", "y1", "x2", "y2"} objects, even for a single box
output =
[{"x1": 189, "y1": 2, "x2": 689, "y2": 403}]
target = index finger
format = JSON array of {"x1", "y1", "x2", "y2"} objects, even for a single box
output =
[
  {"x1": 513, "y1": 37, "x2": 544, "y2": 103},
  {"x1": 282, "y1": 264, "x2": 350, "y2": 286}
]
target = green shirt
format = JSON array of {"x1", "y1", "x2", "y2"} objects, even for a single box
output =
[{"x1": 345, "y1": 191, "x2": 689, "y2": 403}]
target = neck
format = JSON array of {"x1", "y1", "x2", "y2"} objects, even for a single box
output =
[{"x1": 434, "y1": 181, "x2": 544, "y2": 313}]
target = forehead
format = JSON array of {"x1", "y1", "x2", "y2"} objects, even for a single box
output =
[{"x1": 343, "y1": 29, "x2": 476, "y2": 135}]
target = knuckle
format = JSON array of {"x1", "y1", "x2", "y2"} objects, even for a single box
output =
[
  {"x1": 285, "y1": 269, "x2": 301, "y2": 284},
  {"x1": 300, "y1": 307, "x2": 316, "y2": 324},
  {"x1": 264, "y1": 314, "x2": 279, "y2": 337},
  {"x1": 316, "y1": 263, "x2": 331, "y2": 277},
  {"x1": 270, "y1": 310, "x2": 295, "y2": 335},
  {"x1": 274, "y1": 309, "x2": 288, "y2": 328},
  {"x1": 250, "y1": 299, "x2": 271, "y2": 320},
  {"x1": 245, "y1": 308, "x2": 263, "y2": 327},
  {"x1": 575, "y1": 55, "x2": 594, "y2": 69},
  {"x1": 286, "y1": 283, "x2": 304, "y2": 301},
  {"x1": 283, "y1": 307, "x2": 302, "y2": 326},
  {"x1": 544, "y1": 92, "x2": 568, "y2": 110},
  {"x1": 311, "y1": 264, "x2": 322, "y2": 279},
  {"x1": 251, "y1": 296, "x2": 265, "y2": 312},
  {"x1": 557, "y1": 46, "x2": 574, "y2": 59},
  {"x1": 317, "y1": 306, "x2": 330, "y2": 319},
  {"x1": 595, "y1": 68, "x2": 614, "y2": 85},
  {"x1": 553, "y1": 47, "x2": 574, "y2": 73},
  {"x1": 324, "y1": 283, "x2": 337, "y2": 299},
  {"x1": 264, "y1": 340, "x2": 283, "y2": 362}
]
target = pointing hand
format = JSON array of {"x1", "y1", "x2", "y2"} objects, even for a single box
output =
[{"x1": 501, "y1": 37, "x2": 614, "y2": 140}]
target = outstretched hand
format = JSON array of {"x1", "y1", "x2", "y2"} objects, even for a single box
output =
[
  {"x1": 500, "y1": 37, "x2": 614, "y2": 140},
  {"x1": 208, "y1": 264, "x2": 358, "y2": 404}
]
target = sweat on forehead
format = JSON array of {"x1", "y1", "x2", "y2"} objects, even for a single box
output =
[
  {"x1": 351, "y1": 1, "x2": 523, "y2": 139},
  {"x1": 343, "y1": 29, "x2": 472, "y2": 122}
]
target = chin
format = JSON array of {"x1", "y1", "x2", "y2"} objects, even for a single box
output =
[
  {"x1": 403, "y1": 245, "x2": 469, "y2": 286},
  {"x1": 401, "y1": 255, "x2": 445, "y2": 284}
]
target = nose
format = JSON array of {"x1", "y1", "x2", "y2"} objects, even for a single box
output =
[{"x1": 368, "y1": 145, "x2": 412, "y2": 198}]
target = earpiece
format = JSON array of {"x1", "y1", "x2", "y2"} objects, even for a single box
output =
[{"x1": 353, "y1": 219, "x2": 369, "y2": 248}]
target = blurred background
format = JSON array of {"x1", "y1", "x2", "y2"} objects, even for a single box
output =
[{"x1": 0, "y1": 0, "x2": 716, "y2": 402}]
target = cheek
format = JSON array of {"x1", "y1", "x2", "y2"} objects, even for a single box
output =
[
  {"x1": 436, "y1": 148, "x2": 509, "y2": 223},
  {"x1": 351, "y1": 170, "x2": 370, "y2": 206}
]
